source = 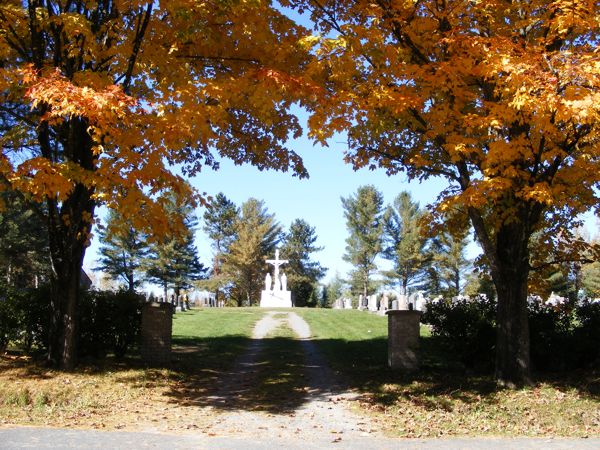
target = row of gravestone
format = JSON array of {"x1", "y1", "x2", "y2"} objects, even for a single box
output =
[
  {"x1": 147, "y1": 294, "x2": 191, "y2": 313},
  {"x1": 332, "y1": 291, "x2": 428, "y2": 313},
  {"x1": 147, "y1": 292, "x2": 226, "y2": 309}
]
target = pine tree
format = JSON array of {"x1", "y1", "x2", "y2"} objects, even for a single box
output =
[
  {"x1": 0, "y1": 191, "x2": 49, "y2": 288},
  {"x1": 222, "y1": 198, "x2": 281, "y2": 306},
  {"x1": 145, "y1": 196, "x2": 206, "y2": 299},
  {"x1": 582, "y1": 261, "x2": 600, "y2": 298},
  {"x1": 323, "y1": 272, "x2": 347, "y2": 308},
  {"x1": 95, "y1": 210, "x2": 148, "y2": 292},
  {"x1": 203, "y1": 193, "x2": 239, "y2": 302},
  {"x1": 280, "y1": 219, "x2": 326, "y2": 307},
  {"x1": 341, "y1": 185, "x2": 384, "y2": 299},
  {"x1": 431, "y1": 230, "x2": 471, "y2": 297},
  {"x1": 382, "y1": 191, "x2": 431, "y2": 294}
]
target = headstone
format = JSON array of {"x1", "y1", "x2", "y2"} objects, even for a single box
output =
[
  {"x1": 391, "y1": 299, "x2": 400, "y2": 310},
  {"x1": 397, "y1": 293, "x2": 409, "y2": 310},
  {"x1": 333, "y1": 298, "x2": 344, "y2": 309},
  {"x1": 343, "y1": 298, "x2": 353, "y2": 309},
  {"x1": 380, "y1": 294, "x2": 389, "y2": 312},
  {"x1": 386, "y1": 310, "x2": 421, "y2": 371},
  {"x1": 358, "y1": 295, "x2": 365, "y2": 310},
  {"x1": 368, "y1": 295, "x2": 378, "y2": 312}
]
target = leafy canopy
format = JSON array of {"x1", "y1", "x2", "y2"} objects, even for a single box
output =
[{"x1": 0, "y1": 0, "x2": 312, "y2": 237}]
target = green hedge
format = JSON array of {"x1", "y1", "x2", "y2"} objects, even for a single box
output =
[
  {"x1": 0, "y1": 285, "x2": 143, "y2": 359},
  {"x1": 422, "y1": 296, "x2": 600, "y2": 372}
]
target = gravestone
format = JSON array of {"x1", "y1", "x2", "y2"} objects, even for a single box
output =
[
  {"x1": 343, "y1": 298, "x2": 353, "y2": 309},
  {"x1": 391, "y1": 299, "x2": 400, "y2": 310},
  {"x1": 368, "y1": 295, "x2": 378, "y2": 312},
  {"x1": 380, "y1": 293, "x2": 389, "y2": 313},
  {"x1": 386, "y1": 310, "x2": 421, "y2": 371},
  {"x1": 141, "y1": 302, "x2": 173, "y2": 366},
  {"x1": 358, "y1": 295, "x2": 365, "y2": 310},
  {"x1": 333, "y1": 298, "x2": 344, "y2": 309},
  {"x1": 397, "y1": 293, "x2": 409, "y2": 310}
]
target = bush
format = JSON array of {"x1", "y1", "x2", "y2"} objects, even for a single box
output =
[
  {"x1": 573, "y1": 299, "x2": 600, "y2": 368},
  {"x1": 422, "y1": 296, "x2": 496, "y2": 371},
  {"x1": 423, "y1": 294, "x2": 600, "y2": 373},
  {"x1": 528, "y1": 299, "x2": 574, "y2": 371},
  {"x1": 0, "y1": 284, "x2": 51, "y2": 354},
  {"x1": 79, "y1": 290, "x2": 144, "y2": 359},
  {"x1": 0, "y1": 290, "x2": 19, "y2": 353}
]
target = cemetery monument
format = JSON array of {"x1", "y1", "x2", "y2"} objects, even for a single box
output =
[{"x1": 260, "y1": 249, "x2": 292, "y2": 307}]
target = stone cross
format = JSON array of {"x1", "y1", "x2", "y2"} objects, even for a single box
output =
[{"x1": 266, "y1": 249, "x2": 288, "y2": 291}]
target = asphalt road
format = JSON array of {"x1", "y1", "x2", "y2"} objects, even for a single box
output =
[{"x1": 1, "y1": 427, "x2": 599, "y2": 450}]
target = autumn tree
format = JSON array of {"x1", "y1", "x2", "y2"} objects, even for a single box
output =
[
  {"x1": 382, "y1": 191, "x2": 431, "y2": 294},
  {"x1": 94, "y1": 209, "x2": 148, "y2": 293},
  {"x1": 341, "y1": 185, "x2": 384, "y2": 299},
  {"x1": 302, "y1": 0, "x2": 600, "y2": 385},
  {"x1": 222, "y1": 198, "x2": 281, "y2": 306},
  {"x1": 0, "y1": 1, "x2": 309, "y2": 368},
  {"x1": 280, "y1": 218, "x2": 326, "y2": 307}
]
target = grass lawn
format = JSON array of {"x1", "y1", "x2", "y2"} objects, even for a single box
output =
[
  {"x1": 0, "y1": 307, "x2": 598, "y2": 438},
  {"x1": 296, "y1": 309, "x2": 600, "y2": 438}
]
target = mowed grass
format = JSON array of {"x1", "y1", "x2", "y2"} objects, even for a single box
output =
[{"x1": 296, "y1": 309, "x2": 600, "y2": 438}]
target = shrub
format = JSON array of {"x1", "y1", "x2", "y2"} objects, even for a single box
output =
[
  {"x1": 528, "y1": 299, "x2": 574, "y2": 371},
  {"x1": 0, "y1": 284, "x2": 51, "y2": 354},
  {"x1": 0, "y1": 290, "x2": 19, "y2": 353},
  {"x1": 79, "y1": 290, "x2": 144, "y2": 359},
  {"x1": 423, "y1": 294, "x2": 600, "y2": 373},
  {"x1": 573, "y1": 299, "x2": 600, "y2": 368},
  {"x1": 422, "y1": 296, "x2": 496, "y2": 371}
]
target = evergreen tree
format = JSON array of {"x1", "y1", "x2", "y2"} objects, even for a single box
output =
[
  {"x1": 341, "y1": 185, "x2": 384, "y2": 299},
  {"x1": 222, "y1": 198, "x2": 281, "y2": 306},
  {"x1": 203, "y1": 193, "x2": 239, "y2": 302},
  {"x1": 280, "y1": 219, "x2": 327, "y2": 307},
  {"x1": 0, "y1": 191, "x2": 49, "y2": 288},
  {"x1": 323, "y1": 272, "x2": 347, "y2": 308},
  {"x1": 463, "y1": 270, "x2": 497, "y2": 300},
  {"x1": 382, "y1": 192, "x2": 431, "y2": 294},
  {"x1": 432, "y1": 230, "x2": 471, "y2": 297},
  {"x1": 95, "y1": 210, "x2": 148, "y2": 292},
  {"x1": 582, "y1": 261, "x2": 600, "y2": 298},
  {"x1": 145, "y1": 196, "x2": 207, "y2": 299}
]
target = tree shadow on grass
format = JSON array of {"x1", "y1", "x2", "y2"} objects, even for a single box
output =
[
  {"x1": 161, "y1": 335, "x2": 337, "y2": 414},
  {"x1": 157, "y1": 334, "x2": 502, "y2": 415},
  {"x1": 3, "y1": 333, "x2": 597, "y2": 417}
]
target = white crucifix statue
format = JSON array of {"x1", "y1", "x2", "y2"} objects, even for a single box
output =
[
  {"x1": 260, "y1": 249, "x2": 292, "y2": 307},
  {"x1": 266, "y1": 249, "x2": 288, "y2": 291}
]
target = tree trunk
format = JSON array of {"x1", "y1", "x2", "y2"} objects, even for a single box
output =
[
  {"x1": 47, "y1": 185, "x2": 95, "y2": 370},
  {"x1": 491, "y1": 222, "x2": 532, "y2": 387},
  {"x1": 45, "y1": 119, "x2": 96, "y2": 370},
  {"x1": 127, "y1": 272, "x2": 135, "y2": 293}
]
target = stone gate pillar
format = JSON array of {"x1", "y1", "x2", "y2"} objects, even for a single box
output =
[
  {"x1": 141, "y1": 302, "x2": 173, "y2": 366},
  {"x1": 386, "y1": 310, "x2": 422, "y2": 371}
]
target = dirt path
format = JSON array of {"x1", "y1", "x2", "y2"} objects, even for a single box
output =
[{"x1": 201, "y1": 311, "x2": 380, "y2": 444}]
